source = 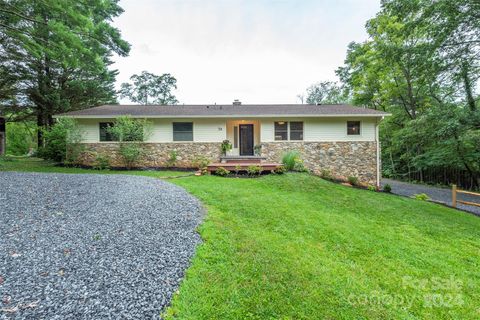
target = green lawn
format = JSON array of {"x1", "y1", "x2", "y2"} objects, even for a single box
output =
[{"x1": 1, "y1": 157, "x2": 479, "y2": 319}]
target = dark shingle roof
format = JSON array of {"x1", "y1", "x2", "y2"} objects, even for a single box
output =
[{"x1": 55, "y1": 104, "x2": 390, "y2": 118}]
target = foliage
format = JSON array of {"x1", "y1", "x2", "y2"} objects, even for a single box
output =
[
  {"x1": 0, "y1": 0, "x2": 130, "y2": 147},
  {"x1": 281, "y1": 151, "x2": 303, "y2": 171},
  {"x1": 166, "y1": 150, "x2": 178, "y2": 167},
  {"x1": 347, "y1": 176, "x2": 359, "y2": 186},
  {"x1": 215, "y1": 167, "x2": 230, "y2": 177},
  {"x1": 93, "y1": 154, "x2": 110, "y2": 170},
  {"x1": 38, "y1": 118, "x2": 83, "y2": 163},
  {"x1": 413, "y1": 193, "x2": 430, "y2": 201},
  {"x1": 383, "y1": 184, "x2": 392, "y2": 193},
  {"x1": 254, "y1": 144, "x2": 262, "y2": 156},
  {"x1": 367, "y1": 185, "x2": 377, "y2": 192},
  {"x1": 107, "y1": 116, "x2": 151, "y2": 169},
  {"x1": 193, "y1": 156, "x2": 210, "y2": 174},
  {"x1": 247, "y1": 165, "x2": 262, "y2": 176},
  {"x1": 3, "y1": 158, "x2": 480, "y2": 319},
  {"x1": 233, "y1": 164, "x2": 242, "y2": 175},
  {"x1": 305, "y1": 81, "x2": 350, "y2": 104},
  {"x1": 320, "y1": 169, "x2": 333, "y2": 180},
  {"x1": 119, "y1": 71, "x2": 178, "y2": 105},
  {"x1": 337, "y1": 0, "x2": 480, "y2": 189},
  {"x1": 220, "y1": 140, "x2": 232, "y2": 156},
  {"x1": 274, "y1": 165, "x2": 286, "y2": 174},
  {"x1": 5, "y1": 122, "x2": 36, "y2": 155}
]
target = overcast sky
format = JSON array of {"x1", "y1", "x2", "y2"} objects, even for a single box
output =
[{"x1": 112, "y1": 0, "x2": 380, "y2": 104}]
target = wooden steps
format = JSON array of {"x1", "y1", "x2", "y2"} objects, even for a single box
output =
[{"x1": 207, "y1": 162, "x2": 282, "y2": 173}]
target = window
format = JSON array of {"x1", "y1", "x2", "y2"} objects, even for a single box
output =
[
  {"x1": 290, "y1": 122, "x2": 303, "y2": 140},
  {"x1": 99, "y1": 122, "x2": 116, "y2": 141},
  {"x1": 233, "y1": 126, "x2": 238, "y2": 148},
  {"x1": 275, "y1": 121, "x2": 303, "y2": 141},
  {"x1": 347, "y1": 121, "x2": 361, "y2": 135},
  {"x1": 274, "y1": 121, "x2": 288, "y2": 141},
  {"x1": 173, "y1": 122, "x2": 193, "y2": 141}
]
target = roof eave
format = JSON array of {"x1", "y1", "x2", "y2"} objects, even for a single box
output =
[{"x1": 53, "y1": 113, "x2": 391, "y2": 119}]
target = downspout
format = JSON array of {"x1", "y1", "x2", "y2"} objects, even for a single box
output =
[{"x1": 375, "y1": 118, "x2": 381, "y2": 188}]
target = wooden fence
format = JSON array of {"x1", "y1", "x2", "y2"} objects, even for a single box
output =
[{"x1": 452, "y1": 185, "x2": 480, "y2": 208}]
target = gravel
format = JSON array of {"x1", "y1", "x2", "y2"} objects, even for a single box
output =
[
  {"x1": 382, "y1": 178, "x2": 480, "y2": 216},
  {"x1": 0, "y1": 172, "x2": 203, "y2": 319}
]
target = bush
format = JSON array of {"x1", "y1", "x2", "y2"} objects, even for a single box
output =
[
  {"x1": 167, "y1": 150, "x2": 177, "y2": 167},
  {"x1": 347, "y1": 176, "x2": 359, "y2": 186},
  {"x1": 320, "y1": 169, "x2": 333, "y2": 180},
  {"x1": 233, "y1": 164, "x2": 242, "y2": 175},
  {"x1": 40, "y1": 118, "x2": 84, "y2": 163},
  {"x1": 193, "y1": 156, "x2": 210, "y2": 174},
  {"x1": 274, "y1": 165, "x2": 287, "y2": 174},
  {"x1": 247, "y1": 165, "x2": 262, "y2": 176},
  {"x1": 383, "y1": 184, "x2": 392, "y2": 193},
  {"x1": 367, "y1": 185, "x2": 377, "y2": 192},
  {"x1": 215, "y1": 167, "x2": 230, "y2": 176},
  {"x1": 413, "y1": 193, "x2": 430, "y2": 201},
  {"x1": 6, "y1": 122, "x2": 36, "y2": 155},
  {"x1": 119, "y1": 143, "x2": 143, "y2": 169},
  {"x1": 282, "y1": 151, "x2": 301, "y2": 171},
  {"x1": 93, "y1": 154, "x2": 110, "y2": 170}
]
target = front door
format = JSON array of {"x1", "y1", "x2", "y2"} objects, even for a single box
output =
[{"x1": 239, "y1": 124, "x2": 254, "y2": 156}]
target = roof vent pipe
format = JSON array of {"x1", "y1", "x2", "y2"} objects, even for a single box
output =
[{"x1": 233, "y1": 99, "x2": 241, "y2": 106}]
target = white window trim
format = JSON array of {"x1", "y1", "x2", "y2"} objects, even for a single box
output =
[
  {"x1": 274, "y1": 121, "x2": 304, "y2": 142},
  {"x1": 346, "y1": 120, "x2": 363, "y2": 137}
]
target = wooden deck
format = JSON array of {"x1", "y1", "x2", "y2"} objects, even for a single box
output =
[{"x1": 207, "y1": 162, "x2": 283, "y2": 173}]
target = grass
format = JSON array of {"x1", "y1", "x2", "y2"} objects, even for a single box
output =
[{"x1": 2, "y1": 157, "x2": 480, "y2": 319}]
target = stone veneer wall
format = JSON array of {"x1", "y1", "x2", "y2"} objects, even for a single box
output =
[
  {"x1": 261, "y1": 141, "x2": 378, "y2": 186},
  {"x1": 78, "y1": 143, "x2": 222, "y2": 168}
]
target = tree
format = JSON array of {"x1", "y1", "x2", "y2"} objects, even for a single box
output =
[
  {"x1": 0, "y1": 0, "x2": 130, "y2": 147},
  {"x1": 119, "y1": 71, "x2": 178, "y2": 105},
  {"x1": 304, "y1": 81, "x2": 349, "y2": 105}
]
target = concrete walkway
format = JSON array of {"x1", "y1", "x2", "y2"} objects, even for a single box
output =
[{"x1": 382, "y1": 178, "x2": 480, "y2": 216}]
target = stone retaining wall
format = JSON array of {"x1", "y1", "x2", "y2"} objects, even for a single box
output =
[
  {"x1": 261, "y1": 141, "x2": 378, "y2": 186},
  {"x1": 78, "y1": 141, "x2": 379, "y2": 185},
  {"x1": 78, "y1": 142, "x2": 222, "y2": 168}
]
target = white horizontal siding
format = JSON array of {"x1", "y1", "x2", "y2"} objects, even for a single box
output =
[
  {"x1": 260, "y1": 117, "x2": 377, "y2": 142},
  {"x1": 77, "y1": 118, "x2": 226, "y2": 143}
]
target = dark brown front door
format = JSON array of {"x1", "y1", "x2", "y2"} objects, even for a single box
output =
[{"x1": 239, "y1": 124, "x2": 254, "y2": 156}]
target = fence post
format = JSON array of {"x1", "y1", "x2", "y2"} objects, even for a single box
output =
[{"x1": 452, "y1": 184, "x2": 457, "y2": 208}]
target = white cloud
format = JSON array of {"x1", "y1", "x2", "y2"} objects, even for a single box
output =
[{"x1": 112, "y1": 0, "x2": 380, "y2": 104}]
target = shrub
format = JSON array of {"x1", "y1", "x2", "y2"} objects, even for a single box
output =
[
  {"x1": 215, "y1": 167, "x2": 230, "y2": 176},
  {"x1": 413, "y1": 193, "x2": 430, "y2": 201},
  {"x1": 383, "y1": 184, "x2": 392, "y2": 193},
  {"x1": 367, "y1": 185, "x2": 377, "y2": 192},
  {"x1": 93, "y1": 154, "x2": 110, "y2": 170},
  {"x1": 220, "y1": 140, "x2": 232, "y2": 156},
  {"x1": 247, "y1": 165, "x2": 262, "y2": 176},
  {"x1": 347, "y1": 176, "x2": 359, "y2": 186},
  {"x1": 166, "y1": 150, "x2": 177, "y2": 167},
  {"x1": 274, "y1": 165, "x2": 287, "y2": 174},
  {"x1": 193, "y1": 156, "x2": 210, "y2": 174},
  {"x1": 107, "y1": 116, "x2": 152, "y2": 169},
  {"x1": 320, "y1": 169, "x2": 333, "y2": 180},
  {"x1": 40, "y1": 118, "x2": 84, "y2": 163},
  {"x1": 6, "y1": 122, "x2": 36, "y2": 156},
  {"x1": 282, "y1": 151, "x2": 301, "y2": 171}
]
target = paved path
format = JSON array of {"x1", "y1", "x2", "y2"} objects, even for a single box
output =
[
  {"x1": 0, "y1": 172, "x2": 203, "y2": 319},
  {"x1": 382, "y1": 178, "x2": 480, "y2": 216}
]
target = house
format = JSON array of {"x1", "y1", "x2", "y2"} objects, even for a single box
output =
[{"x1": 54, "y1": 102, "x2": 389, "y2": 186}]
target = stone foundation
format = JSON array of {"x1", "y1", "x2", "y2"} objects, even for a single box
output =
[
  {"x1": 261, "y1": 141, "x2": 378, "y2": 186},
  {"x1": 78, "y1": 142, "x2": 222, "y2": 168},
  {"x1": 78, "y1": 141, "x2": 379, "y2": 185}
]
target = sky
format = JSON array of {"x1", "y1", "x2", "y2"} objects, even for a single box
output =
[{"x1": 112, "y1": 0, "x2": 380, "y2": 105}]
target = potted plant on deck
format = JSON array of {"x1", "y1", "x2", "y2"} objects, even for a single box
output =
[{"x1": 221, "y1": 139, "x2": 232, "y2": 156}]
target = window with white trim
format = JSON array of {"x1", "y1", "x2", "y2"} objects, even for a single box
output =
[
  {"x1": 274, "y1": 121, "x2": 304, "y2": 141},
  {"x1": 173, "y1": 122, "x2": 193, "y2": 141},
  {"x1": 347, "y1": 121, "x2": 361, "y2": 135}
]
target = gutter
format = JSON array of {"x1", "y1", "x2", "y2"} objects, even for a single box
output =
[{"x1": 53, "y1": 113, "x2": 392, "y2": 119}]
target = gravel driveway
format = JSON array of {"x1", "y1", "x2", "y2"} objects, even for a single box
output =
[
  {"x1": 382, "y1": 178, "x2": 480, "y2": 216},
  {"x1": 0, "y1": 172, "x2": 203, "y2": 319}
]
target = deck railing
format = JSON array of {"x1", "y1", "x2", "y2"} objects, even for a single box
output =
[{"x1": 452, "y1": 185, "x2": 480, "y2": 208}]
